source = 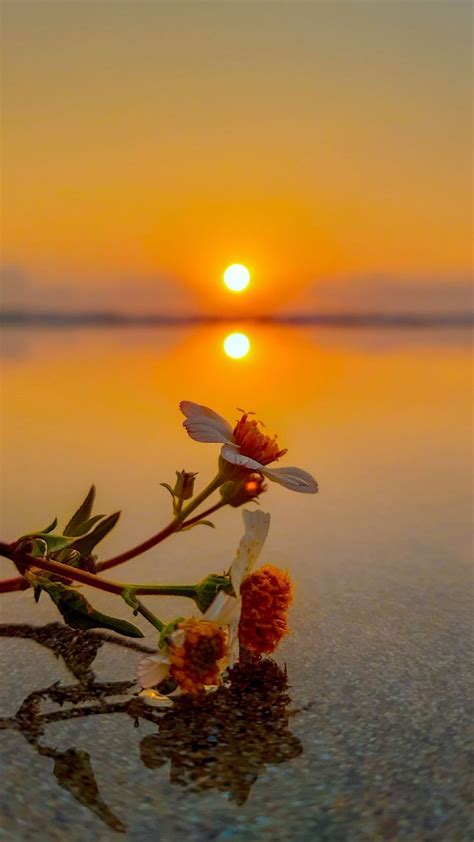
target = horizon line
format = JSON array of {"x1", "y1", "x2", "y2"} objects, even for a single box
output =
[{"x1": 0, "y1": 309, "x2": 473, "y2": 329}]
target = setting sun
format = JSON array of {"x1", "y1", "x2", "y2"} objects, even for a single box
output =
[
  {"x1": 223, "y1": 332, "x2": 250, "y2": 359},
  {"x1": 223, "y1": 264, "x2": 250, "y2": 293}
]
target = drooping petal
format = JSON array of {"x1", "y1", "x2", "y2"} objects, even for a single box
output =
[
  {"x1": 261, "y1": 466, "x2": 319, "y2": 494},
  {"x1": 203, "y1": 589, "x2": 242, "y2": 667},
  {"x1": 221, "y1": 443, "x2": 265, "y2": 471},
  {"x1": 180, "y1": 401, "x2": 235, "y2": 444},
  {"x1": 227, "y1": 605, "x2": 242, "y2": 667},
  {"x1": 230, "y1": 509, "x2": 271, "y2": 595},
  {"x1": 137, "y1": 652, "x2": 170, "y2": 689},
  {"x1": 204, "y1": 588, "x2": 240, "y2": 625}
]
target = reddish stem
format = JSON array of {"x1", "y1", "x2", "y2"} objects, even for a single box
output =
[
  {"x1": 2, "y1": 547, "x2": 197, "y2": 599},
  {"x1": 96, "y1": 520, "x2": 177, "y2": 572},
  {"x1": 0, "y1": 575, "x2": 29, "y2": 593},
  {"x1": 97, "y1": 472, "x2": 224, "y2": 572}
]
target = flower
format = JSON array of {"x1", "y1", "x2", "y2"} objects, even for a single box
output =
[
  {"x1": 179, "y1": 401, "x2": 318, "y2": 494},
  {"x1": 138, "y1": 617, "x2": 228, "y2": 697},
  {"x1": 139, "y1": 510, "x2": 293, "y2": 698},
  {"x1": 206, "y1": 509, "x2": 293, "y2": 658},
  {"x1": 239, "y1": 565, "x2": 292, "y2": 654}
]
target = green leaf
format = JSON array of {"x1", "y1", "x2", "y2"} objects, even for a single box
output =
[
  {"x1": 54, "y1": 548, "x2": 82, "y2": 567},
  {"x1": 41, "y1": 580, "x2": 144, "y2": 638},
  {"x1": 181, "y1": 519, "x2": 215, "y2": 531},
  {"x1": 40, "y1": 517, "x2": 58, "y2": 534},
  {"x1": 160, "y1": 483, "x2": 175, "y2": 499},
  {"x1": 64, "y1": 485, "x2": 96, "y2": 536},
  {"x1": 66, "y1": 514, "x2": 105, "y2": 538},
  {"x1": 19, "y1": 532, "x2": 76, "y2": 555},
  {"x1": 70, "y1": 512, "x2": 120, "y2": 557}
]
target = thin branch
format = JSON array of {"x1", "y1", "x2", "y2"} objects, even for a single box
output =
[
  {"x1": 96, "y1": 472, "x2": 224, "y2": 572},
  {"x1": 0, "y1": 575, "x2": 29, "y2": 593},
  {"x1": 7, "y1": 548, "x2": 199, "y2": 600}
]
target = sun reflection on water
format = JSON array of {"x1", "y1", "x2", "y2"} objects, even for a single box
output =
[{"x1": 223, "y1": 331, "x2": 250, "y2": 359}]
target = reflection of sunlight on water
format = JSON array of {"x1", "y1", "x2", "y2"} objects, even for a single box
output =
[
  {"x1": 1, "y1": 323, "x2": 471, "y2": 576},
  {"x1": 223, "y1": 331, "x2": 250, "y2": 359}
]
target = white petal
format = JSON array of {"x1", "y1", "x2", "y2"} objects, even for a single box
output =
[
  {"x1": 261, "y1": 466, "x2": 318, "y2": 494},
  {"x1": 204, "y1": 590, "x2": 240, "y2": 625},
  {"x1": 169, "y1": 627, "x2": 186, "y2": 647},
  {"x1": 137, "y1": 652, "x2": 170, "y2": 688},
  {"x1": 138, "y1": 688, "x2": 175, "y2": 708},
  {"x1": 227, "y1": 605, "x2": 242, "y2": 667},
  {"x1": 230, "y1": 509, "x2": 270, "y2": 594},
  {"x1": 220, "y1": 443, "x2": 264, "y2": 471},
  {"x1": 179, "y1": 401, "x2": 235, "y2": 444}
]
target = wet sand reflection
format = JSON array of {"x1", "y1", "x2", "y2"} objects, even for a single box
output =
[{"x1": 0, "y1": 624, "x2": 303, "y2": 832}]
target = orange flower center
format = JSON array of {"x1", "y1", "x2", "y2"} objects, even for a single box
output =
[
  {"x1": 239, "y1": 565, "x2": 293, "y2": 655},
  {"x1": 233, "y1": 412, "x2": 287, "y2": 466},
  {"x1": 169, "y1": 619, "x2": 227, "y2": 695}
]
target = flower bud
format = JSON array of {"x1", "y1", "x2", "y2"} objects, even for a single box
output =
[
  {"x1": 194, "y1": 574, "x2": 231, "y2": 613},
  {"x1": 219, "y1": 474, "x2": 267, "y2": 508},
  {"x1": 173, "y1": 470, "x2": 198, "y2": 501}
]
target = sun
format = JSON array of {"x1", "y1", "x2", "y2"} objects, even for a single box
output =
[
  {"x1": 223, "y1": 264, "x2": 250, "y2": 293},
  {"x1": 223, "y1": 332, "x2": 250, "y2": 359}
]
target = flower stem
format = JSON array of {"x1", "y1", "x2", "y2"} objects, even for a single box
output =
[
  {"x1": 133, "y1": 599, "x2": 165, "y2": 632},
  {"x1": 181, "y1": 500, "x2": 226, "y2": 528},
  {"x1": 96, "y1": 520, "x2": 177, "y2": 573},
  {"x1": 0, "y1": 575, "x2": 30, "y2": 594},
  {"x1": 96, "y1": 471, "x2": 225, "y2": 573},
  {"x1": 133, "y1": 584, "x2": 197, "y2": 598},
  {"x1": 7, "y1": 546, "x2": 199, "y2": 600}
]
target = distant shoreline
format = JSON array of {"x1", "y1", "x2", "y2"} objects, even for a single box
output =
[{"x1": 0, "y1": 311, "x2": 472, "y2": 329}]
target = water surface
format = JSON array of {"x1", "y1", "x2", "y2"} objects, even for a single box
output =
[{"x1": 0, "y1": 324, "x2": 472, "y2": 840}]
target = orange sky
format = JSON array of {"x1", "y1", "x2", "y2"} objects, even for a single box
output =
[{"x1": 2, "y1": 1, "x2": 472, "y2": 314}]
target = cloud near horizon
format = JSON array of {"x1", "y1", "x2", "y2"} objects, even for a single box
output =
[
  {"x1": 0, "y1": 265, "x2": 200, "y2": 316},
  {"x1": 1, "y1": 264, "x2": 471, "y2": 317}
]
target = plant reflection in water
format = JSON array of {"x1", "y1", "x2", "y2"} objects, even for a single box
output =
[{"x1": 0, "y1": 624, "x2": 303, "y2": 832}]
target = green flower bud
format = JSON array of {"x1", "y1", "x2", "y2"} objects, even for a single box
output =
[
  {"x1": 173, "y1": 470, "x2": 198, "y2": 501},
  {"x1": 219, "y1": 474, "x2": 267, "y2": 508}
]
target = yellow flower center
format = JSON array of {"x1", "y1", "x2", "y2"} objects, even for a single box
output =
[
  {"x1": 233, "y1": 412, "x2": 287, "y2": 466},
  {"x1": 169, "y1": 619, "x2": 227, "y2": 694},
  {"x1": 239, "y1": 565, "x2": 293, "y2": 654}
]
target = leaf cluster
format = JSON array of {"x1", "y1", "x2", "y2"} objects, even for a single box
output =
[{"x1": 19, "y1": 487, "x2": 142, "y2": 638}]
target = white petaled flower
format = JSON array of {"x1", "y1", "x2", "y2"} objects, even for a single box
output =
[
  {"x1": 138, "y1": 510, "x2": 271, "y2": 698},
  {"x1": 179, "y1": 401, "x2": 318, "y2": 493},
  {"x1": 138, "y1": 612, "x2": 229, "y2": 700},
  {"x1": 205, "y1": 509, "x2": 271, "y2": 664}
]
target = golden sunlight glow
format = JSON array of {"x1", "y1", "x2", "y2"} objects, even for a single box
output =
[
  {"x1": 223, "y1": 332, "x2": 250, "y2": 359},
  {"x1": 223, "y1": 264, "x2": 250, "y2": 293}
]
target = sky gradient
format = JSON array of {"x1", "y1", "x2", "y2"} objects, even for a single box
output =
[{"x1": 2, "y1": 1, "x2": 472, "y2": 315}]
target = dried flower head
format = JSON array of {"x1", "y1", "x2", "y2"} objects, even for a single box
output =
[{"x1": 239, "y1": 564, "x2": 292, "y2": 654}]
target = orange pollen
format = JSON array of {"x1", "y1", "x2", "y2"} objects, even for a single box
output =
[
  {"x1": 233, "y1": 413, "x2": 287, "y2": 466},
  {"x1": 169, "y1": 619, "x2": 227, "y2": 695},
  {"x1": 239, "y1": 564, "x2": 293, "y2": 655}
]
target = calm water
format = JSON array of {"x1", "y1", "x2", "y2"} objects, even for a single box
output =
[{"x1": 0, "y1": 325, "x2": 472, "y2": 841}]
